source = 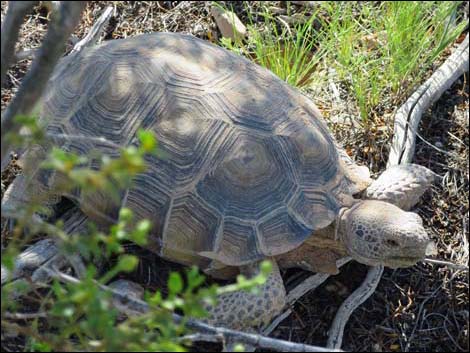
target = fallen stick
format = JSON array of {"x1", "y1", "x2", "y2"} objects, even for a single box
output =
[
  {"x1": 0, "y1": 1, "x2": 37, "y2": 87},
  {"x1": 11, "y1": 6, "x2": 112, "y2": 66},
  {"x1": 327, "y1": 265, "x2": 384, "y2": 349},
  {"x1": 262, "y1": 257, "x2": 352, "y2": 338},
  {"x1": 423, "y1": 258, "x2": 469, "y2": 271},
  {"x1": 1, "y1": 1, "x2": 86, "y2": 167},
  {"x1": 69, "y1": 5, "x2": 113, "y2": 54},
  {"x1": 388, "y1": 34, "x2": 469, "y2": 167},
  {"x1": 326, "y1": 34, "x2": 469, "y2": 350},
  {"x1": 42, "y1": 268, "x2": 344, "y2": 353},
  {"x1": 1, "y1": 4, "x2": 113, "y2": 171},
  {"x1": 264, "y1": 32, "x2": 469, "y2": 350}
]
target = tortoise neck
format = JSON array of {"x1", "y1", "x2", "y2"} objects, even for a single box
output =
[
  {"x1": 275, "y1": 225, "x2": 348, "y2": 274},
  {"x1": 305, "y1": 225, "x2": 348, "y2": 252}
]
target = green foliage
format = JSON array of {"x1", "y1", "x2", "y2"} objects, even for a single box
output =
[
  {"x1": 218, "y1": 1, "x2": 466, "y2": 121},
  {"x1": 1, "y1": 125, "x2": 272, "y2": 351},
  {"x1": 218, "y1": 2, "x2": 327, "y2": 88},
  {"x1": 320, "y1": 1, "x2": 466, "y2": 120}
]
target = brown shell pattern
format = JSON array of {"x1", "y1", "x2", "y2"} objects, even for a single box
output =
[{"x1": 40, "y1": 33, "x2": 352, "y2": 269}]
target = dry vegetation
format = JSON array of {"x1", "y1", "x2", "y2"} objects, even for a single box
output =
[{"x1": 1, "y1": 1, "x2": 468, "y2": 351}]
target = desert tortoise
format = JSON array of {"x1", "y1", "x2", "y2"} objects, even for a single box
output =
[{"x1": 3, "y1": 33, "x2": 437, "y2": 330}]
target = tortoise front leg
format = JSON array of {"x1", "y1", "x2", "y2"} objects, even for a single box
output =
[
  {"x1": 1, "y1": 207, "x2": 89, "y2": 286},
  {"x1": 202, "y1": 261, "x2": 286, "y2": 331},
  {"x1": 365, "y1": 163, "x2": 437, "y2": 210}
]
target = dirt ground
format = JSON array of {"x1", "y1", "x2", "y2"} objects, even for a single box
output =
[{"x1": 1, "y1": 2, "x2": 468, "y2": 352}]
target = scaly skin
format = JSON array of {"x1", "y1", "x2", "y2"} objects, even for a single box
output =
[
  {"x1": 365, "y1": 163, "x2": 437, "y2": 210},
  {"x1": 202, "y1": 261, "x2": 286, "y2": 331}
]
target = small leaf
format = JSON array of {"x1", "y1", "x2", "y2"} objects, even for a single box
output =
[
  {"x1": 62, "y1": 307, "x2": 75, "y2": 317},
  {"x1": 147, "y1": 290, "x2": 162, "y2": 306},
  {"x1": 116, "y1": 255, "x2": 138, "y2": 272},
  {"x1": 137, "y1": 129, "x2": 157, "y2": 153},
  {"x1": 119, "y1": 208, "x2": 133, "y2": 222},
  {"x1": 260, "y1": 260, "x2": 272, "y2": 276},
  {"x1": 186, "y1": 266, "x2": 205, "y2": 290},
  {"x1": 29, "y1": 340, "x2": 52, "y2": 352},
  {"x1": 129, "y1": 219, "x2": 151, "y2": 245},
  {"x1": 1, "y1": 253, "x2": 15, "y2": 271},
  {"x1": 168, "y1": 272, "x2": 184, "y2": 294},
  {"x1": 162, "y1": 300, "x2": 175, "y2": 311},
  {"x1": 233, "y1": 343, "x2": 245, "y2": 352}
]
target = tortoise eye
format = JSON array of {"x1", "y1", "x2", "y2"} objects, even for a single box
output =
[{"x1": 386, "y1": 239, "x2": 399, "y2": 247}]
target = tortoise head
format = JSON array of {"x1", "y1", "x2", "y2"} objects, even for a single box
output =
[{"x1": 339, "y1": 200, "x2": 435, "y2": 268}]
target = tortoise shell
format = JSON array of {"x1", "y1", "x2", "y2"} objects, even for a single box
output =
[{"x1": 38, "y1": 33, "x2": 355, "y2": 270}]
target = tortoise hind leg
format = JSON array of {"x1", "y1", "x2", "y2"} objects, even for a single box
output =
[
  {"x1": 202, "y1": 261, "x2": 286, "y2": 331},
  {"x1": 1, "y1": 207, "x2": 89, "y2": 286},
  {"x1": 2, "y1": 173, "x2": 60, "y2": 225}
]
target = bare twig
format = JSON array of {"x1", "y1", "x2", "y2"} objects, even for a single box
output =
[
  {"x1": 70, "y1": 5, "x2": 113, "y2": 54},
  {"x1": 1, "y1": 1, "x2": 86, "y2": 167},
  {"x1": 263, "y1": 309, "x2": 293, "y2": 336},
  {"x1": 14, "y1": 48, "x2": 38, "y2": 61},
  {"x1": 178, "y1": 333, "x2": 225, "y2": 344},
  {"x1": 423, "y1": 258, "x2": 469, "y2": 271},
  {"x1": 325, "y1": 33, "x2": 469, "y2": 351},
  {"x1": 0, "y1": 1, "x2": 38, "y2": 87},
  {"x1": 12, "y1": 6, "x2": 112, "y2": 65},
  {"x1": 4, "y1": 311, "x2": 47, "y2": 320},
  {"x1": 1, "y1": 238, "x2": 57, "y2": 285},
  {"x1": 287, "y1": 257, "x2": 352, "y2": 304},
  {"x1": 327, "y1": 265, "x2": 384, "y2": 349},
  {"x1": 388, "y1": 34, "x2": 469, "y2": 167},
  {"x1": 263, "y1": 258, "x2": 352, "y2": 337},
  {"x1": 41, "y1": 268, "x2": 344, "y2": 353}
]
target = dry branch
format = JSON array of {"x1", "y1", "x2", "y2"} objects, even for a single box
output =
[
  {"x1": 69, "y1": 5, "x2": 113, "y2": 54},
  {"x1": 0, "y1": 1, "x2": 38, "y2": 87},
  {"x1": 423, "y1": 258, "x2": 469, "y2": 271},
  {"x1": 12, "y1": 5, "x2": 112, "y2": 62},
  {"x1": 1, "y1": 1, "x2": 86, "y2": 167},
  {"x1": 326, "y1": 34, "x2": 470, "y2": 350},
  {"x1": 262, "y1": 257, "x2": 352, "y2": 338},
  {"x1": 0, "y1": 238, "x2": 58, "y2": 285},
  {"x1": 388, "y1": 34, "x2": 469, "y2": 167},
  {"x1": 40, "y1": 268, "x2": 344, "y2": 353},
  {"x1": 327, "y1": 265, "x2": 384, "y2": 349}
]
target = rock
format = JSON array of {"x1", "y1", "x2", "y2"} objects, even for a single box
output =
[{"x1": 210, "y1": 7, "x2": 247, "y2": 42}]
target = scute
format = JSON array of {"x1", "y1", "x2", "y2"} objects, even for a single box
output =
[
  {"x1": 195, "y1": 132, "x2": 298, "y2": 220},
  {"x1": 38, "y1": 32, "x2": 352, "y2": 270}
]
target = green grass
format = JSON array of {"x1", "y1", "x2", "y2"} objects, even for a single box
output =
[
  {"x1": 216, "y1": 1, "x2": 466, "y2": 121},
  {"x1": 218, "y1": 3, "x2": 328, "y2": 88}
]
